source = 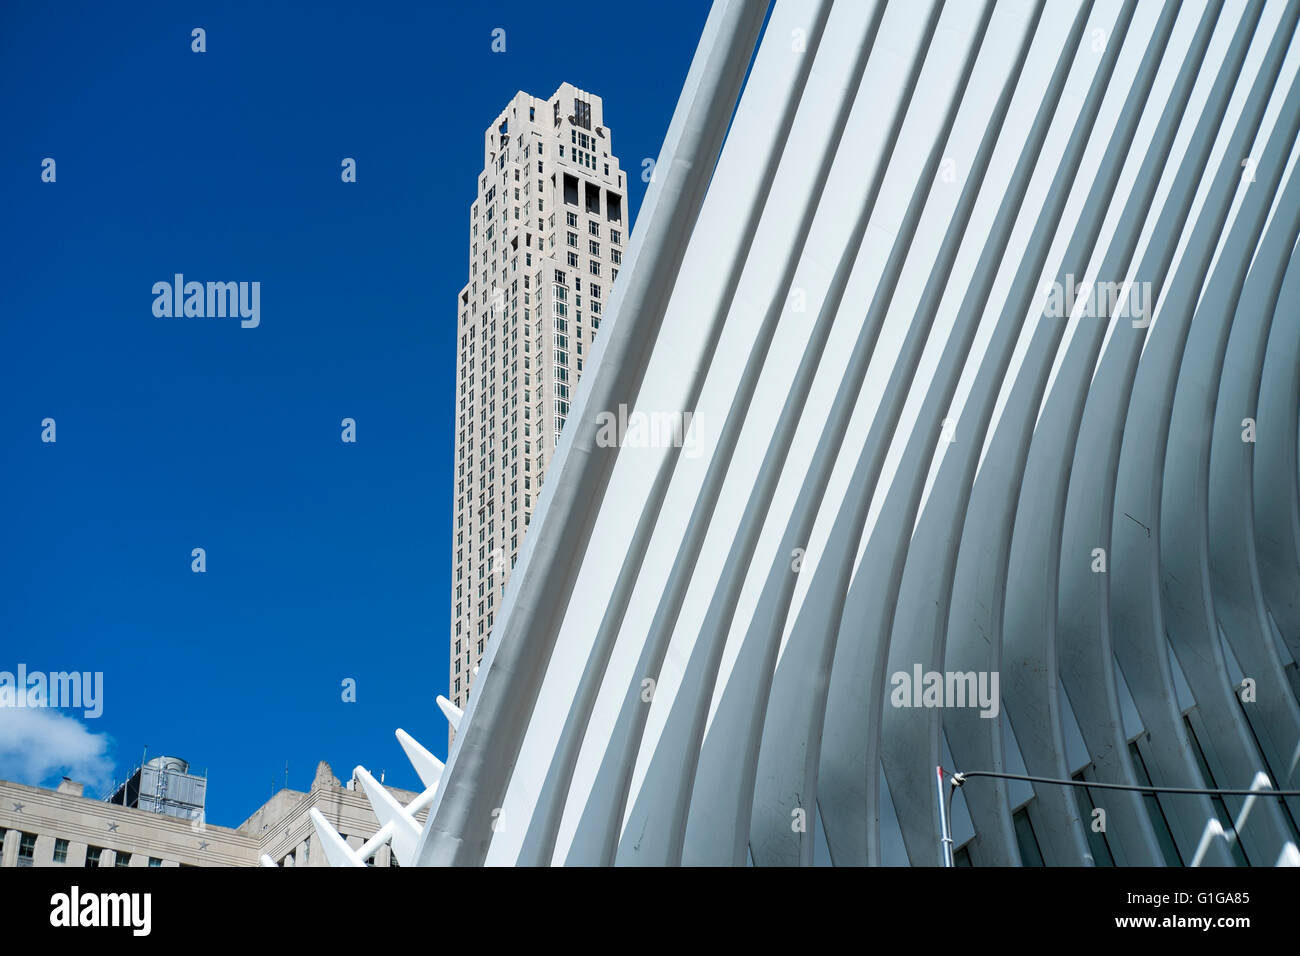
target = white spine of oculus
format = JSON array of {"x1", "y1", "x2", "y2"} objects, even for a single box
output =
[{"x1": 334, "y1": 0, "x2": 1300, "y2": 866}]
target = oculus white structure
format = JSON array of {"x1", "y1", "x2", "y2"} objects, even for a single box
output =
[{"x1": 318, "y1": 0, "x2": 1300, "y2": 865}]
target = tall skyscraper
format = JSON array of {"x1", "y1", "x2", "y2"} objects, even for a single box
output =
[{"x1": 450, "y1": 84, "x2": 628, "y2": 713}]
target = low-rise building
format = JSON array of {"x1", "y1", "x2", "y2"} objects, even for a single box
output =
[{"x1": 0, "y1": 759, "x2": 424, "y2": 868}]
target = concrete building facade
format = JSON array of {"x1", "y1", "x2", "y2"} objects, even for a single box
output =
[
  {"x1": 0, "y1": 760, "x2": 426, "y2": 868},
  {"x1": 450, "y1": 83, "x2": 628, "y2": 711}
]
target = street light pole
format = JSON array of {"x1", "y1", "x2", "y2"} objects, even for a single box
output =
[{"x1": 936, "y1": 765, "x2": 955, "y2": 867}]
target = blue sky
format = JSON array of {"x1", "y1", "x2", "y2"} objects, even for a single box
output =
[{"x1": 0, "y1": 0, "x2": 709, "y2": 826}]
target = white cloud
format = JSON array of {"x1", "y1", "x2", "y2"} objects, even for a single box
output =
[{"x1": 0, "y1": 705, "x2": 114, "y2": 792}]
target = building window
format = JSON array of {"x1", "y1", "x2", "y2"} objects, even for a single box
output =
[
  {"x1": 148, "y1": 857, "x2": 163, "y2": 867},
  {"x1": 1070, "y1": 769, "x2": 1115, "y2": 866},
  {"x1": 1127, "y1": 740, "x2": 1186, "y2": 866},
  {"x1": 115, "y1": 852, "x2": 132, "y2": 867},
  {"x1": 1011, "y1": 807, "x2": 1044, "y2": 867},
  {"x1": 18, "y1": 832, "x2": 37, "y2": 867},
  {"x1": 590, "y1": 260, "x2": 600, "y2": 276},
  {"x1": 85, "y1": 846, "x2": 103, "y2": 867},
  {"x1": 53, "y1": 838, "x2": 69, "y2": 864},
  {"x1": 1182, "y1": 716, "x2": 1249, "y2": 865}
]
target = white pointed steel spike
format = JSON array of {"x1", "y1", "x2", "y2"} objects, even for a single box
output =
[
  {"x1": 357, "y1": 823, "x2": 395, "y2": 861},
  {"x1": 1278, "y1": 844, "x2": 1300, "y2": 867},
  {"x1": 396, "y1": 728, "x2": 445, "y2": 790},
  {"x1": 436, "y1": 694, "x2": 463, "y2": 732},
  {"x1": 259, "y1": 854, "x2": 278, "y2": 867},
  {"x1": 1190, "y1": 819, "x2": 1227, "y2": 868},
  {"x1": 309, "y1": 806, "x2": 365, "y2": 867},
  {"x1": 354, "y1": 765, "x2": 422, "y2": 867}
]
